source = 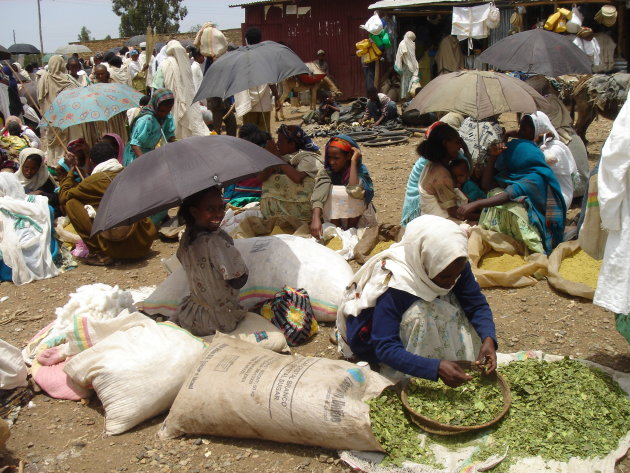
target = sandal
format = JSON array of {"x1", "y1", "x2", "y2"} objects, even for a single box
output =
[{"x1": 83, "y1": 253, "x2": 114, "y2": 266}]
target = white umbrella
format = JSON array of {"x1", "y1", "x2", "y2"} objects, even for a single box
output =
[{"x1": 55, "y1": 44, "x2": 92, "y2": 55}]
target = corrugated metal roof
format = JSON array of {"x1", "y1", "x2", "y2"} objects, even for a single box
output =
[
  {"x1": 229, "y1": 0, "x2": 290, "y2": 7},
  {"x1": 369, "y1": 0, "x2": 486, "y2": 9}
]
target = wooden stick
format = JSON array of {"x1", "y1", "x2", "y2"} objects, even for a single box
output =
[
  {"x1": 222, "y1": 103, "x2": 235, "y2": 120},
  {"x1": 18, "y1": 460, "x2": 24, "y2": 473}
]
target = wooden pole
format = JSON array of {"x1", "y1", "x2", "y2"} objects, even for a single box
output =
[{"x1": 37, "y1": 0, "x2": 44, "y2": 55}]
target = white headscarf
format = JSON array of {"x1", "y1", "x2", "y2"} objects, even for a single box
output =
[
  {"x1": 0, "y1": 173, "x2": 59, "y2": 285},
  {"x1": 395, "y1": 31, "x2": 419, "y2": 76},
  {"x1": 15, "y1": 148, "x2": 55, "y2": 193},
  {"x1": 337, "y1": 215, "x2": 469, "y2": 351},
  {"x1": 152, "y1": 45, "x2": 168, "y2": 77}
]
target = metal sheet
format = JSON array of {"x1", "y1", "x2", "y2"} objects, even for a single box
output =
[
  {"x1": 240, "y1": 0, "x2": 374, "y2": 99},
  {"x1": 369, "y1": 0, "x2": 476, "y2": 9},
  {"x1": 229, "y1": 0, "x2": 290, "y2": 7}
]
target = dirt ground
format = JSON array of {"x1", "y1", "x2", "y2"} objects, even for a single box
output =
[{"x1": 1, "y1": 108, "x2": 628, "y2": 473}]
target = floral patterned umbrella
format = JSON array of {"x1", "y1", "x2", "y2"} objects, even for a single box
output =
[{"x1": 42, "y1": 83, "x2": 144, "y2": 129}]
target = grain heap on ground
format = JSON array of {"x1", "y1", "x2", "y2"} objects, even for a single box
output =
[
  {"x1": 480, "y1": 251, "x2": 527, "y2": 272},
  {"x1": 559, "y1": 249, "x2": 602, "y2": 289}
]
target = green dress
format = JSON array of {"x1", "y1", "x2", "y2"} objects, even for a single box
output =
[{"x1": 122, "y1": 113, "x2": 175, "y2": 167}]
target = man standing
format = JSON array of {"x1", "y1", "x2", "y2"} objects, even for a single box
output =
[
  {"x1": 128, "y1": 49, "x2": 148, "y2": 93},
  {"x1": 234, "y1": 27, "x2": 281, "y2": 133}
]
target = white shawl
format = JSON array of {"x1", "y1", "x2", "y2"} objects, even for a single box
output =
[
  {"x1": 162, "y1": 40, "x2": 209, "y2": 139},
  {"x1": 15, "y1": 148, "x2": 55, "y2": 193},
  {"x1": 594, "y1": 98, "x2": 630, "y2": 314},
  {"x1": 395, "y1": 31, "x2": 419, "y2": 76},
  {"x1": 0, "y1": 173, "x2": 59, "y2": 285},
  {"x1": 337, "y1": 215, "x2": 469, "y2": 355},
  {"x1": 92, "y1": 158, "x2": 123, "y2": 174}
]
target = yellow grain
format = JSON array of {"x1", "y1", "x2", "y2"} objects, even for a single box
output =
[
  {"x1": 369, "y1": 240, "x2": 395, "y2": 256},
  {"x1": 479, "y1": 250, "x2": 527, "y2": 272},
  {"x1": 559, "y1": 249, "x2": 602, "y2": 290},
  {"x1": 326, "y1": 237, "x2": 343, "y2": 251},
  {"x1": 270, "y1": 225, "x2": 286, "y2": 235}
]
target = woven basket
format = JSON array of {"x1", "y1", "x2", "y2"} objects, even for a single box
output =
[{"x1": 400, "y1": 361, "x2": 511, "y2": 436}]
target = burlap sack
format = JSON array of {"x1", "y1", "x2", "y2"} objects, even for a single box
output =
[
  {"x1": 159, "y1": 335, "x2": 391, "y2": 451},
  {"x1": 468, "y1": 228, "x2": 548, "y2": 288},
  {"x1": 547, "y1": 241, "x2": 595, "y2": 300},
  {"x1": 354, "y1": 224, "x2": 405, "y2": 265}
]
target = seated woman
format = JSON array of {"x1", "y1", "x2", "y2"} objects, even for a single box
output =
[
  {"x1": 122, "y1": 88, "x2": 176, "y2": 167},
  {"x1": 15, "y1": 148, "x2": 59, "y2": 212},
  {"x1": 0, "y1": 173, "x2": 59, "y2": 285},
  {"x1": 310, "y1": 135, "x2": 374, "y2": 238},
  {"x1": 222, "y1": 124, "x2": 268, "y2": 207},
  {"x1": 2, "y1": 116, "x2": 41, "y2": 149},
  {"x1": 0, "y1": 120, "x2": 30, "y2": 158},
  {"x1": 259, "y1": 124, "x2": 324, "y2": 221},
  {"x1": 416, "y1": 122, "x2": 471, "y2": 220},
  {"x1": 337, "y1": 215, "x2": 497, "y2": 385},
  {"x1": 458, "y1": 114, "x2": 566, "y2": 255}
]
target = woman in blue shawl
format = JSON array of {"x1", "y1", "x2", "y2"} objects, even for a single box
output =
[
  {"x1": 458, "y1": 115, "x2": 566, "y2": 254},
  {"x1": 310, "y1": 134, "x2": 374, "y2": 238}
]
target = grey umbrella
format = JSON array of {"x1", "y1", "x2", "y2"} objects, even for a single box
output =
[
  {"x1": 8, "y1": 43, "x2": 40, "y2": 55},
  {"x1": 91, "y1": 135, "x2": 285, "y2": 234},
  {"x1": 192, "y1": 40, "x2": 309, "y2": 102},
  {"x1": 477, "y1": 28, "x2": 592, "y2": 77},
  {"x1": 125, "y1": 35, "x2": 146, "y2": 47}
]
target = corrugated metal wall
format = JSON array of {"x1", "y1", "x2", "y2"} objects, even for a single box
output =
[{"x1": 241, "y1": 0, "x2": 374, "y2": 99}]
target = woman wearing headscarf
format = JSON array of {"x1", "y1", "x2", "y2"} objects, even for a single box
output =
[
  {"x1": 15, "y1": 148, "x2": 57, "y2": 207},
  {"x1": 122, "y1": 88, "x2": 176, "y2": 167},
  {"x1": 161, "y1": 40, "x2": 209, "y2": 139},
  {"x1": 99, "y1": 133, "x2": 124, "y2": 164},
  {"x1": 310, "y1": 134, "x2": 374, "y2": 238},
  {"x1": 0, "y1": 173, "x2": 59, "y2": 285},
  {"x1": 259, "y1": 124, "x2": 324, "y2": 221},
  {"x1": 37, "y1": 55, "x2": 85, "y2": 161},
  {"x1": 394, "y1": 31, "x2": 419, "y2": 100},
  {"x1": 458, "y1": 114, "x2": 566, "y2": 254},
  {"x1": 337, "y1": 215, "x2": 497, "y2": 385}
]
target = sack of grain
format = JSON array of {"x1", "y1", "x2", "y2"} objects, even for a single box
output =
[
  {"x1": 193, "y1": 23, "x2": 228, "y2": 59},
  {"x1": 141, "y1": 235, "x2": 354, "y2": 322},
  {"x1": 468, "y1": 228, "x2": 548, "y2": 288},
  {"x1": 159, "y1": 335, "x2": 391, "y2": 451},
  {"x1": 547, "y1": 241, "x2": 600, "y2": 299},
  {"x1": 64, "y1": 317, "x2": 206, "y2": 435}
]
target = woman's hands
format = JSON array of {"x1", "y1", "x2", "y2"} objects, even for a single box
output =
[
  {"x1": 457, "y1": 201, "x2": 479, "y2": 220},
  {"x1": 350, "y1": 146, "x2": 362, "y2": 163},
  {"x1": 475, "y1": 337, "x2": 497, "y2": 375},
  {"x1": 310, "y1": 207, "x2": 323, "y2": 239},
  {"x1": 488, "y1": 141, "x2": 507, "y2": 157},
  {"x1": 438, "y1": 360, "x2": 472, "y2": 387}
]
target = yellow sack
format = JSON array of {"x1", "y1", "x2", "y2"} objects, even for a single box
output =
[
  {"x1": 555, "y1": 17, "x2": 567, "y2": 33},
  {"x1": 558, "y1": 7, "x2": 572, "y2": 19},
  {"x1": 544, "y1": 11, "x2": 561, "y2": 31},
  {"x1": 355, "y1": 39, "x2": 371, "y2": 57}
]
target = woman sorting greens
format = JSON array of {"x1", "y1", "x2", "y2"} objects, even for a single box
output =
[{"x1": 337, "y1": 215, "x2": 497, "y2": 386}]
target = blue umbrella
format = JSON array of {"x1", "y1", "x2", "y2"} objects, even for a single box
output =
[
  {"x1": 42, "y1": 82, "x2": 143, "y2": 129},
  {"x1": 192, "y1": 40, "x2": 309, "y2": 102}
]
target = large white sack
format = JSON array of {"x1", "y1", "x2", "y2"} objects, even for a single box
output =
[
  {"x1": 64, "y1": 317, "x2": 206, "y2": 435},
  {"x1": 159, "y1": 335, "x2": 391, "y2": 451},
  {"x1": 141, "y1": 235, "x2": 355, "y2": 322},
  {"x1": 0, "y1": 339, "x2": 27, "y2": 390}
]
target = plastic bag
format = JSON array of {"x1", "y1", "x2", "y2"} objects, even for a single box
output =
[
  {"x1": 566, "y1": 5, "x2": 583, "y2": 34},
  {"x1": 0, "y1": 339, "x2": 27, "y2": 390},
  {"x1": 468, "y1": 227, "x2": 548, "y2": 288},
  {"x1": 486, "y1": 3, "x2": 501, "y2": 29},
  {"x1": 362, "y1": 13, "x2": 384, "y2": 35}
]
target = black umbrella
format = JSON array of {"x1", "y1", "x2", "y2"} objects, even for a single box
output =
[
  {"x1": 106, "y1": 46, "x2": 122, "y2": 55},
  {"x1": 192, "y1": 41, "x2": 309, "y2": 102},
  {"x1": 0, "y1": 45, "x2": 11, "y2": 61},
  {"x1": 91, "y1": 135, "x2": 285, "y2": 234},
  {"x1": 477, "y1": 28, "x2": 592, "y2": 77},
  {"x1": 125, "y1": 35, "x2": 146, "y2": 47},
  {"x1": 8, "y1": 43, "x2": 40, "y2": 55}
]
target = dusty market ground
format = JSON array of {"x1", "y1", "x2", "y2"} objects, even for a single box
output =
[{"x1": 1, "y1": 108, "x2": 629, "y2": 473}]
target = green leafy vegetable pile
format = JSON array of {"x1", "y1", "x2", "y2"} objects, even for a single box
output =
[
  {"x1": 406, "y1": 372, "x2": 503, "y2": 426},
  {"x1": 368, "y1": 359, "x2": 630, "y2": 471}
]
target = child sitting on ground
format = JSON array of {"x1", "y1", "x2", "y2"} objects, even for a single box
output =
[
  {"x1": 171, "y1": 186, "x2": 250, "y2": 337},
  {"x1": 448, "y1": 156, "x2": 486, "y2": 202}
]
